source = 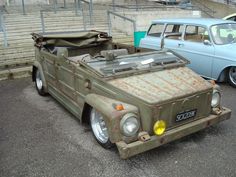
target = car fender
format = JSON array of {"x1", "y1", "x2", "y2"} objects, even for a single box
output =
[
  {"x1": 85, "y1": 94, "x2": 139, "y2": 143},
  {"x1": 215, "y1": 65, "x2": 236, "y2": 82},
  {"x1": 32, "y1": 61, "x2": 48, "y2": 92}
]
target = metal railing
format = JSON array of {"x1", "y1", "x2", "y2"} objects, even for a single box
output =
[
  {"x1": 110, "y1": 4, "x2": 179, "y2": 11},
  {"x1": 0, "y1": 11, "x2": 8, "y2": 47},
  {"x1": 40, "y1": 8, "x2": 87, "y2": 33},
  {"x1": 20, "y1": 0, "x2": 93, "y2": 16},
  {"x1": 81, "y1": 0, "x2": 93, "y2": 25},
  {"x1": 193, "y1": 0, "x2": 216, "y2": 17},
  {"x1": 107, "y1": 10, "x2": 137, "y2": 36}
]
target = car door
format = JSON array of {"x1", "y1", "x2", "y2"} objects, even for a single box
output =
[
  {"x1": 162, "y1": 23, "x2": 185, "y2": 51},
  {"x1": 54, "y1": 48, "x2": 81, "y2": 117},
  {"x1": 140, "y1": 23, "x2": 165, "y2": 50},
  {"x1": 55, "y1": 48, "x2": 76, "y2": 101},
  {"x1": 40, "y1": 50, "x2": 57, "y2": 87},
  {"x1": 173, "y1": 25, "x2": 215, "y2": 78}
]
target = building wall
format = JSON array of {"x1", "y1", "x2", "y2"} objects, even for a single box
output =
[{"x1": 112, "y1": 10, "x2": 201, "y2": 35}]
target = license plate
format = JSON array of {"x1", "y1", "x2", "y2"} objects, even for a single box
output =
[{"x1": 176, "y1": 109, "x2": 197, "y2": 122}]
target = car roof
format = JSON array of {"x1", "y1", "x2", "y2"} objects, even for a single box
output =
[
  {"x1": 152, "y1": 18, "x2": 236, "y2": 27},
  {"x1": 223, "y1": 13, "x2": 236, "y2": 20}
]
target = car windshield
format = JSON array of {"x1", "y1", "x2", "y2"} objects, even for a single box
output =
[
  {"x1": 85, "y1": 52, "x2": 184, "y2": 76},
  {"x1": 211, "y1": 23, "x2": 236, "y2": 45}
]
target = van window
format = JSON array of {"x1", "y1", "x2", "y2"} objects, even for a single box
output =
[
  {"x1": 184, "y1": 25, "x2": 210, "y2": 43},
  {"x1": 148, "y1": 24, "x2": 165, "y2": 37},
  {"x1": 164, "y1": 24, "x2": 184, "y2": 40}
]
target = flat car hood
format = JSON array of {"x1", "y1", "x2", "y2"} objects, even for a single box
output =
[{"x1": 108, "y1": 67, "x2": 212, "y2": 104}]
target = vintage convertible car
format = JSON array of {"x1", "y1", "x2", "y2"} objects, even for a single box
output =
[
  {"x1": 31, "y1": 31, "x2": 231, "y2": 159},
  {"x1": 140, "y1": 18, "x2": 236, "y2": 87}
]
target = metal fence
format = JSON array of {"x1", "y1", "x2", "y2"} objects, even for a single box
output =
[
  {"x1": 20, "y1": 0, "x2": 93, "y2": 19},
  {"x1": 107, "y1": 10, "x2": 137, "y2": 36},
  {"x1": 39, "y1": 0, "x2": 94, "y2": 33},
  {"x1": 0, "y1": 11, "x2": 8, "y2": 47},
  {"x1": 40, "y1": 8, "x2": 87, "y2": 33}
]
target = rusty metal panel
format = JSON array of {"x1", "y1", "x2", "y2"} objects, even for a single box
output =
[{"x1": 108, "y1": 66, "x2": 212, "y2": 105}]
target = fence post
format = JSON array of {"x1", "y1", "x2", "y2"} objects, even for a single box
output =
[
  {"x1": 82, "y1": 7, "x2": 86, "y2": 30},
  {"x1": 107, "y1": 11, "x2": 112, "y2": 36},
  {"x1": 75, "y1": 0, "x2": 78, "y2": 16},
  {"x1": 63, "y1": 0, "x2": 66, "y2": 8},
  {"x1": 78, "y1": 0, "x2": 81, "y2": 11},
  {"x1": 22, "y1": 0, "x2": 26, "y2": 15},
  {"x1": 135, "y1": 0, "x2": 138, "y2": 11},
  {"x1": 53, "y1": 0, "x2": 57, "y2": 13},
  {"x1": 89, "y1": 0, "x2": 93, "y2": 25},
  {"x1": 133, "y1": 21, "x2": 137, "y2": 33},
  {"x1": 40, "y1": 11, "x2": 45, "y2": 33},
  {"x1": 112, "y1": 0, "x2": 115, "y2": 11},
  {"x1": 0, "y1": 11, "x2": 2, "y2": 32},
  {"x1": 0, "y1": 12, "x2": 8, "y2": 47}
]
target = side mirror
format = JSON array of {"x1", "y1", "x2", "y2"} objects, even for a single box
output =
[{"x1": 203, "y1": 40, "x2": 212, "y2": 46}]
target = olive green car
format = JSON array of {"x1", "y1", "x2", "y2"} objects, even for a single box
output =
[{"x1": 31, "y1": 31, "x2": 231, "y2": 159}]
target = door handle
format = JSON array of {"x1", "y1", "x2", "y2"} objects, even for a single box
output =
[{"x1": 178, "y1": 43, "x2": 184, "y2": 47}]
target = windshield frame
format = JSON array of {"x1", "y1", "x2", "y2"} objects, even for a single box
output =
[{"x1": 81, "y1": 51, "x2": 189, "y2": 78}]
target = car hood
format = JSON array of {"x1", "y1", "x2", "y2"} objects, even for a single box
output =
[{"x1": 108, "y1": 67, "x2": 212, "y2": 105}]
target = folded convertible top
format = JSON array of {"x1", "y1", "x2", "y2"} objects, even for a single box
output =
[{"x1": 31, "y1": 30, "x2": 111, "y2": 48}]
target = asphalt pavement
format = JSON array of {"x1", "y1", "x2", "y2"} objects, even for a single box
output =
[{"x1": 0, "y1": 78, "x2": 235, "y2": 177}]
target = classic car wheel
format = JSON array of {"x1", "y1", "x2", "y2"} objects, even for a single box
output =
[
  {"x1": 90, "y1": 108, "x2": 113, "y2": 149},
  {"x1": 35, "y1": 69, "x2": 47, "y2": 96},
  {"x1": 228, "y1": 66, "x2": 236, "y2": 87}
]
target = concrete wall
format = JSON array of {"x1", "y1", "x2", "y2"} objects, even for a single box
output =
[
  {"x1": 111, "y1": 10, "x2": 201, "y2": 35},
  {"x1": 192, "y1": 0, "x2": 236, "y2": 18},
  {"x1": 7, "y1": 0, "x2": 113, "y2": 5}
]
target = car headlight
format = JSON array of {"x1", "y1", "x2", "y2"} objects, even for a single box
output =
[
  {"x1": 120, "y1": 113, "x2": 140, "y2": 137},
  {"x1": 211, "y1": 90, "x2": 221, "y2": 108}
]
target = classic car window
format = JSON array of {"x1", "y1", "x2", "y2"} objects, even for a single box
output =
[
  {"x1": 164, "y1": 24, "x2": 184, "y2": 40},
  {"x1": 227, "y1": 16, "x2": 236, "y2": 21},
  {"x1": 184, "y1": 25, "x2": 210, "y2": 43},
  {"x1": 86, "y1": 52, "x2": 183, "y2": 76},
  {"x1": 211, "y1": 23, "x2": 236, "y2": 45},
  {"x1": 148, "y1": 24, "x2": 165, "y2": 37}
]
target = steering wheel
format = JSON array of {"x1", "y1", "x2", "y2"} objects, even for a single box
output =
[{"x1": 227, "y1": 34, "x2": 236, "y2": 43}]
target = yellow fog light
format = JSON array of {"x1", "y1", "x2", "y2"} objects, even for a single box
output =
[{"x1": 153, "y1": 120, "x2": 166, "y2": 136}]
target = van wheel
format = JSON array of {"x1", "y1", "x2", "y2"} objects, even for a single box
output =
[
  {"x1": 89, "y1": 107, "x2": 114, "y2": 149},
  {"x1": 228, "y1": 66, "x2": 236, "y2": 88},
  {"x1": 35, "y1": 69, "x2": 47, "y2": 96}
]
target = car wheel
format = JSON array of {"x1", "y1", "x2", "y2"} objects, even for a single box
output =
[
  {"x1": 89, "y1": 107, "x2": 114, "y2": 149},
  {"x1": 35, "y1": 69, "x2": 47, "y2": 96},
  {"x1": 228, "y1": 66, "x2": 236, "y2": 88}
]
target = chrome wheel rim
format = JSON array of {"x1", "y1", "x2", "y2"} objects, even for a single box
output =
[
  {"x1": 36, "y1": 70, "x2": 43, "y2": 90},
  {"x1": 90, "y1": 109, "x2": 109, "y2": 144},
  {"x1": 229, "y1": 67, "x2": 236, "y2": 86}
]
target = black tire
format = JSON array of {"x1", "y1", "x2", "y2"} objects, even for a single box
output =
[
  {"x1": 89, "y1": 107, "x2": 114, "y2": 149},
  {"x1": 35, "y1": 69, "x2": 47, "y2": 96},
  {"x1": 228, "y1": 66, "x2": 236, "y2": 88}
]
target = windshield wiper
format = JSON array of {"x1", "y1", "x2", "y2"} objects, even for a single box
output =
[
  {"x1": 101, "y1": 63, "x2": 137, "y2": 74},
  {"x1": 151, "y1": 57, "x2": 179, "y2": 66}
]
